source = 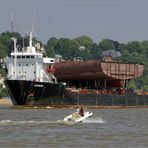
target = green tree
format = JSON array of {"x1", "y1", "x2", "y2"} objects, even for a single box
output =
[
  {"x1": 0, "y1": 44, "x2": 7, "y2": 58},
  {"x1": 46, "y1": 37, "x2": 59, "y2": 57},
  {"x1": 127, "y1": 79, "x2": 137, "y2": 90},
  {"x1": 0, "y1": 87, "x2": 8, "y2": 98},
  {"x1": 98, "y1": 39, "x2": 115, "y2": 51},
  {"x1": 126, "y1": 41, "x2": 145, "y2": 54},
  {"x1": 88, "y1": 43, "x2": 101, "y2": 60},
  {"x1": 73, "y1": 36, "x2": 93, "y2": 47}
]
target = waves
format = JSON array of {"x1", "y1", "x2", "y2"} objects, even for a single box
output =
[
  {"x1": 83, "y1": 117, "x2": 106, "y2": 124},
  {"x1": 0, "y1": 117, "x2": 105, "y2": 126},
  {"x1": 0, "y1": 120, "x2": 56, "y2": 125}
]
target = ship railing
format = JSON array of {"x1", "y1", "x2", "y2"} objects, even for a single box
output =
[
  {"x1": 62, "y1": 90, "x2": 148, "y2": 106},
  {"x1": 66, "y1": 87, "x2": 148, "y2": 96},
  {"x1": 78, "y1": 88, "x2": 125, "y2": 95}
]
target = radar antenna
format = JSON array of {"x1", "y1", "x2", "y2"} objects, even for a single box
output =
[{"x1": 11, "y1": 14, "x2": 14, "y2": 32}]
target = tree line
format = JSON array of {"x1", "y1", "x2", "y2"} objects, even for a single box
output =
[{"x1": 1, "y1": 31, "x2": 148, "y2": 91}]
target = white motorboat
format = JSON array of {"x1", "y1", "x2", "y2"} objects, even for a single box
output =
[{"x1": 64, "y1": 111, "x2": 93, "y2": 123}]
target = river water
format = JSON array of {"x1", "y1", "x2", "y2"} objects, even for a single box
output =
[{"x1": 0, "y1": 105, "x2": 147, "y2": 148}]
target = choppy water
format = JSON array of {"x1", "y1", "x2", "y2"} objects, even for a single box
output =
[{"x1": 0, "y1": 105, "x2": 147, "y2": 148}]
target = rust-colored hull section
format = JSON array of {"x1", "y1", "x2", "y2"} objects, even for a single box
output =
[
  {"x1": 54, "y1": 60, "x2": 144, "y2": 81},
  {"x1": 101, "y1": 62, "x2": 144, "y2": 80}
]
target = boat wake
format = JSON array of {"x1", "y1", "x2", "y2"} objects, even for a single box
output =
[
  {"x1": 83, "y1": 117, "x2": 105, "y2": 124},
  {"x1": 0, "y1": 117, "x2": 105, "y2": 126},
  {"x1": 0, "y1": 119, "x2": 78, "y2": 125},
  {"x1": 0, "y1": 120, "x2": 57, "y2": 125}
]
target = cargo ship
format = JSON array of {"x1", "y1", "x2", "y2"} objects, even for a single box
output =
[
  {"x1": 4, "y1": 32, "x2": 65, "y2": 105},
  {"x1": 4, "y1": 32, "x2": 148, "y2": 107},
  {"x1": 53, "y1": 57, "x2": 148, "y2": 106}
]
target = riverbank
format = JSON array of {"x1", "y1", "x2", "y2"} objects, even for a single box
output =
[{"x1": 0, "y1": 98, "x2": 13, "y2": 106}]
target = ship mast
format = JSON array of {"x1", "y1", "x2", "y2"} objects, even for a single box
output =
[
  {"x1": 10, "y1": 14, "x2": 14, "y2": 32},
  {"x1": 29, "y1": 31, "x2": 33, "y2": 49},
  {"x1": 11, "y1": 37, "x2": 17, "y2": 79},
  {"x1": 29, "y1": 15, "x2": 35, "y2": 52}
]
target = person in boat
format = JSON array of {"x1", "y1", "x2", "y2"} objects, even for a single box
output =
[{"x1": 78, "y1": 107, "x2": 84, "y2": 117}]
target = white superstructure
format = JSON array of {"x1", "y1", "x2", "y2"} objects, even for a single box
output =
[{"x1": 5, "y1": 32, "x2": 56, "y2": 82}]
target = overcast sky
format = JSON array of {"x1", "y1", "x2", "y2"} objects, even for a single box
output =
[{"x1": 0, "y1": 0, "x2": 148, "y2": 44}]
